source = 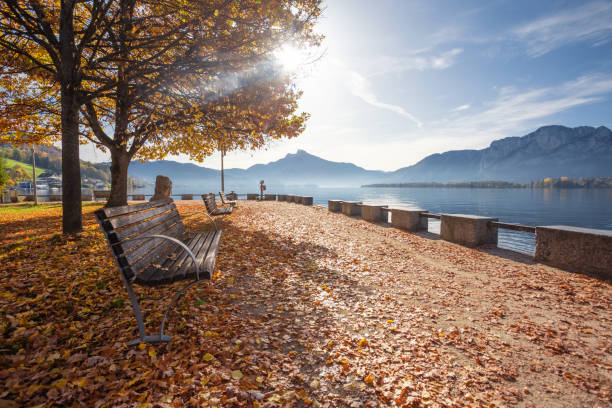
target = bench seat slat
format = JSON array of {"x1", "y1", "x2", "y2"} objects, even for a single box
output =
[
  {"x1": 135, "y1": 231, "x2": 222, "y2": 286},
  {"x1": 171, "y1": 231, "x2": 215, "y2": 282},
  {"x1": 119, "y1": 222, "x2": 187, "y2": 266}
]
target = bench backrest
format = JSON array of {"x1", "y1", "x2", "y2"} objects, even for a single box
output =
[
  {"x1": 202, "y1": 194, "x2": 218, "y2": 213},
  {"x1": 95, "y1": 198, "x2": 185, "y2": 280},
  {"x1": 94, "y1": 190, "x2": 111, "y2": 198}
]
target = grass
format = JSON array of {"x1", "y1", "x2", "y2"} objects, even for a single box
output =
[
  {"x1": 0, "y1": 202, "x2": 99, "y2": 213},
  {"x1": 2, "y1": 157, "x2": 48, "y2": 177}
]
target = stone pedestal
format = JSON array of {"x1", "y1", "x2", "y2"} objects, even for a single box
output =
[
  {"x1": 341, "y1": 201, "x2": 362, "y2": 216},
  {"x1": 150, "y1": 175, "x2": 172, "y2": 201},
  {"x1": 328, "y1": 200, "x2": 342, "y2": 212},
  {"x1": 361, "y1": 205, "x2": 385, "y2": 222},
  {"x1": 301, "y1": 196, "x2": 313, "y2": 206},
  {"x1": 181, "y1": 194, "x2": 193, "y2": 200},
  {"x1": 264, "y1": 194, "x2": 277, "y2": 201},
  {"x1": 391, "y1": 209, "x2": 427, "y2": 231},
  {"x1": 247, "y1": 193, "x2": 258, "y2": 200},
  {"x1": 535, "y1": 226, "x2": 612, "y2": 278},
  {"x1": 440, "y1": 214, "x2": 498, "y2": 247}
]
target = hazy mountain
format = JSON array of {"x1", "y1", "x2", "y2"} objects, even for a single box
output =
[
  {"x1": 128, "y1": 149, "x2": 390, "y2": 189},
  {"x1": 392, "y1": 125, "x2": 612, "y2": 182},
  {"x1": 126, "y1": 125, "x2": 612, "y2": 189}
]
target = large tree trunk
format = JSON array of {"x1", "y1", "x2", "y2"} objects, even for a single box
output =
[
  {"x1": 107, "y1": 149, "x2": 131, "y2": 207},
  {"x1": 59, "y1": 0, "x2": 82, "y2": 234}
]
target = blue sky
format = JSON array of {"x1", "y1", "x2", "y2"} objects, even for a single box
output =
[{"x1": 82, "y1": 0, "x2": 612, "y2": 171}]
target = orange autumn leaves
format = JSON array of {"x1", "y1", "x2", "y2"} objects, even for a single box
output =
[{"x1": 1, "y1": 201, "x2": 611, "y2": 407}]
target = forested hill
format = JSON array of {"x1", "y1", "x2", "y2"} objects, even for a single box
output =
[{"x1": 0, "y1": 144, "x2": 110, "y2": 182}]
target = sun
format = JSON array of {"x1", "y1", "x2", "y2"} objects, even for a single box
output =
[{"x1": 275, "y1": 44, "x2": 307, "y2": 72}]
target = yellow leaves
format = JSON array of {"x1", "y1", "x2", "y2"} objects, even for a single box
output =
[
  {"x1": 52, "y1": 378, "x2": 67, "y2": 389},
  {"x1": 359, "y1": 338, "x2": 368, "y2": 348},
  {"x1": 204, "y1": 331, "x2": 219, "y2": 337},
  {"x1": 202, "y1": 353, "x2": 215, "y2": 362},
  {"x1": 231, "y1": 370, "x2": 243, "y2": 380},
  {"x1": 201, "y1": 377, "x2": 209, "y2": 386},
  {"x1": 72, "y1": 378, "x2": 87, "y2": 387},
  {"x1": 363, "y1": 375, "x2": 374, "y2": 384},
  {"x1": 138, "y1": 343, "x2": 147, "y2": 350},
  {"x1": 148, "y1": 348, "x2": 157, "y2": 359},
  {"x1": 256, "y1": 376, "x2": 264, "y2": 384}
]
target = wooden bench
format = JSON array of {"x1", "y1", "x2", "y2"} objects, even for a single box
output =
[
  {"x1": 95, "y1": 198, "x2": 222, "y2": 345},
  {"x1": 94, "y1": 190, "x2": 111, "y2": 202},
  {"x1": 202, "y1": 193, "x2": 233, "y2": 216},
  {"x1": 219, "y1": 191, "x2": 237, "y2": 206}
]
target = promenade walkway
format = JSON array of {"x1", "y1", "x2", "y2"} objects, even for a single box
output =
[{"x1": 0, "y1": 201, "x2": 609, "y2": 407}]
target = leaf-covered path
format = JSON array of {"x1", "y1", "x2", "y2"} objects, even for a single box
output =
[{"x1": 0, "y1": 201, "x2": 610, "y2": 407}]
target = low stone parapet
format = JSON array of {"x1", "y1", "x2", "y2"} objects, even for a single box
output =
[
  {"x1": 535, "y1": 226, "x2": 612, "y2": 278},
  {"x1": 328, "y1": 200, "x2": 342, "y2": 212},
  {"x1": 301, "y1": 196, "x2": 313, "y2": 206},
  {"x1": 341, "y1": 201, "x2": 362, "y2": 216},
  {"x1": 440, "y1": 214, "x2": 498, "y2": 247},
  {"x1": 181, "y1": 194, "x2": 193, "y2": 200},
  {"x1": 391, "y1": 209, "x2": 428, "y2": 231},
  {"x1": 247, "y1": 193, "x2": 259, "y2": 200},
  {"x1": 264, "y1": 194, "x2": 277, "y2": 201},
  {"x1": 277, "y1": 194, "x2": 287, "y2": 201},
  {"x1": 132, "y1": 194, "x2": 146, "y2": 201},
  {"x1": 361, "y1": 205, "x2": 386, "y2": 222}
]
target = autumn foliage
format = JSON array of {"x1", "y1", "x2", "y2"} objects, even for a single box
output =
[{"x1": 1, "y1": 201, "x2": 610, "y2": 407}]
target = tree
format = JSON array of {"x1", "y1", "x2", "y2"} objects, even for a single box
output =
[
  {"x1": 0, "y1": 0, "x2": 118, "y2": 233},
  {"x1": 0, "y1": 156, "x2": 8, "y2": 189},
  {"x1": 79, "y1": 0, "x2": 322, "y2": 207}
]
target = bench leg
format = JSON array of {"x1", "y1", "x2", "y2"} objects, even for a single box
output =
[{"x1": 160, "y1": 279, "x2": 206, "y2": 338}]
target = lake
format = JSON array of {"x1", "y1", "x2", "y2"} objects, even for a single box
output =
[{"x1": 133, "y1": 185, "x2": 612, "y2": 255}]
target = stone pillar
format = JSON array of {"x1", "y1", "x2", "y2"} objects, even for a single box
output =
[
  {"x1": 150, "y1": 175, "x2": 172, "y2": 201},
  {"x1": 328, "y1": 200, "x2": 342, "y2": 212},
  {"x1": 301, "y1": 196, "x2": 313, "y2": 206},
  {"x1": 535, "y1": 226, "x2": 612, "y2": 278},
  {"x1": 341, "y1": 201, "x2": 362, "y2": 216},
  {"x1": 391, "y1": 209, "x2": 427, "y2": 231},
  {"x1": 361, "y1": 205, "x2": 385, "y2": 222},
  {"x1": 181, "y1": 194, "x2": 193, "y2": 200},
  {"x1": 440, "y1": 214, "x2": 498, "y2": 247}
]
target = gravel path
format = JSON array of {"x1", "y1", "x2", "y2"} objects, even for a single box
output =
[{"x1": 217, "y1": 200, "x2": 611, "y2": 407}]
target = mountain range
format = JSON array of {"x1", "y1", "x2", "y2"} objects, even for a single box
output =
[{"x1": 127, "y1": 125, "x2": 612, "y2": 189}]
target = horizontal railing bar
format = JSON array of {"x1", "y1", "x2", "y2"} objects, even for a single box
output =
[{"x1": 489, "y1": 221, "x2": 535, "y2": 233}]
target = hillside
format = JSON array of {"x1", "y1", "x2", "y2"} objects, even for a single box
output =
[
  {"x1": 391, "y1": 125, "x2": 612, "y2": 182},
  {"x1": 127, "y1": 125, "x2": 612, "y2": 188}
]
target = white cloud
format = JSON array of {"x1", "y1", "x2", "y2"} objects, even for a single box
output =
[
  {"x1": 365, "y1": 48, "x2": 463, "y2": 76},
  {"x1": 513, "y1": 1, "x2": 612, "y2": 57},
  {"x1": 347, "y1": 71, "x2": 423, "y2": 127},
  {"x1": 451, "y1": 104, "x2": 470, "y2": 112},
  {"x1": 422, "y1": 73, "x2": 612, "y2": 153}
]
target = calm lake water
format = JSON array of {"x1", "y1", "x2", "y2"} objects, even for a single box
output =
[{"x1": 135, "y1": 185, "x2": 612, "y2": 255}]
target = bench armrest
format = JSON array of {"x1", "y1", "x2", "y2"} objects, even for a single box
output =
[
  {"x1": 181, "y1": 211, "x2": 218, "y2": 231},
  {"x1": 127, "y1": 234, "x2": 201, "y2": 281}
]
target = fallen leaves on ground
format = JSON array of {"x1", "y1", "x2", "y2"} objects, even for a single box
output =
[{"x1": 0, "y1": 201, "x2": 610, "y2": 407}]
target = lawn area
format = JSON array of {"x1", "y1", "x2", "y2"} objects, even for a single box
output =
[
  {"x1": 0, "y1": 201, "x2": 610, "y2": 407},
  {"x1": 2, "y1": 158, "x2": 49, "y2": 178}
]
